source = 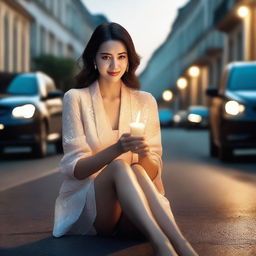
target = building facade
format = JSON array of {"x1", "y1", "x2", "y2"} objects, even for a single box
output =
[
  {"x1": 0, "y1": 0, "x2": 33, "y2": 72},
  {"x1": 0, "y1": 0, "x2": 107, "y2": 73},
  {"x1": 140, "y1": 0, "x2": 256, "y2": 110}
]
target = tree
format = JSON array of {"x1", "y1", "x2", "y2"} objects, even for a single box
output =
[{"x1": 33, "y1": 55, "x2": 77, "y2": 92}]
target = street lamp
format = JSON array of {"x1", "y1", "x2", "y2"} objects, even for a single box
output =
[
  {"x1": 237, "y1": 6, "x2": 249, "y2": 18},
  {"x1": 177, "y1": 77, "x2": 188, "y2": 90},
  {"x1": 188, "y1": 66, "x2": 200, "y2": 77},
  {"x1": 162, "y1": 90, "x2": 173, "y2": 102}
]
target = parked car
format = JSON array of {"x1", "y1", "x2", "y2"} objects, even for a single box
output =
[
  {"x1": 206, "y1": 61, "x2": 256, "y2": 161},
  {"x1": 158, "y1": 108, "x2": 174, "y2": 128},
  {"x1": 173, "y1": 110, "x2": 187, "y2": 128},
  {"x1": 0, "y1": 72, "x2": 63, "y2": 157},
  {"x1": 185, "y1": 105, "x2": 209, "y2": 129}
]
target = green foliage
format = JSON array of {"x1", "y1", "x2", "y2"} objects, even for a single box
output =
[{"x1": 33, "y1": 55, "x2": 78, "y2": 92}]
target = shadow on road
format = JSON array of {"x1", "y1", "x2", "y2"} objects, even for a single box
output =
[{"x1": 0, "y1": 235, "x2": 142, "y2": 256}]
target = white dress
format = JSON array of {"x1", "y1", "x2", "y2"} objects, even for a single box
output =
[{"x1": 52, "y1": 80, "x2": 166, "y2": 238}]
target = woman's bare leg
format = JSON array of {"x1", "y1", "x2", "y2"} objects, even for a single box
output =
[
  {"x1": 93, "y1": 159, "x2": 178, "y2": 256},
  {"x1": 131, "y1": 164, "x2": 199, "y2": 256}
]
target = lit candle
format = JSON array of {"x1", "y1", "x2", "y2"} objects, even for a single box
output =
[{"x1": 129, "y1": 111, "x2": 145, "y2": 136}]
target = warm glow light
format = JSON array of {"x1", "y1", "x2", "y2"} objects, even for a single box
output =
[
  {"x1": 188, "y1": 66, "x2": 200, "y2": 77},
  {"x1": 177, "y1": 77, "x2": 188, "y2": 89},
  {"x1": 237, "y1": 6, "x2": 249, "y2": 18},
  {"x1": 12, "y1": 104, "x2": 36, "y2": 119},
  {"x1": 162, "y1": 90, "x2": 173, "y2": 102},
  {"x1": 187, "y1": 114, "x2": 202, "y2": 123},
  {"x1": 0, "y1": 124, "x2": 4, "y2": 130},
  {"x1": 225, "y1": 100, "x2": 245, "y2": 116}
]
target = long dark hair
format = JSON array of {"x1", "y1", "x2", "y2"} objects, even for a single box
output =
[{"x1": 75, "y1": 22, "x2": 140, "y2": 89}]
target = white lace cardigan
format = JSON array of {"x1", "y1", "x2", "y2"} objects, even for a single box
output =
[{"x1": 53, "y1": 80, "x2": 164, "y2": 237}]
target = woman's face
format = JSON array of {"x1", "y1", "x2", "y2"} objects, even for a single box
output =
[{"x1": 95, "y1": 40, "x2": 129, "y2": 83}]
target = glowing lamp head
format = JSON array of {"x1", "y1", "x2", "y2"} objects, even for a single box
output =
[
  {"x1": 188, "y1": 66, "x2": 200, "y2": 77},
  {"x1": 177, "y1": 77, "x2": 188, "y2": 90},
  {"x1": 162, "y1": 90, "x2": 173, "y2": 102},
  {"x1": 237, "y1": 6, "x2": 249, "y2": 18}
]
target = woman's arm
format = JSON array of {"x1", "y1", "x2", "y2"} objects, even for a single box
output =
[
  {"x1": 74, "y1": 141, "x2": 122, "y2": 180},
  {"x1": 74, "y1": 133, "x2": 144, "y2": 180}
]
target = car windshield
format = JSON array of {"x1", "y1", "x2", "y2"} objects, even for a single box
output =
[
  {"x1": 189, "y1": 108, "x2": 208, "y2": 117},
  {"x1": 6, "y1": 75, "x2": 38, "y2": 95},
  {"x1": 229, "y1": 66, "x2": 256, "y2": 90}
]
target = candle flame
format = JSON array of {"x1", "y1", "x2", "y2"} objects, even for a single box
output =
[{"x1": 136, "y1": 111, "x2": 141, "y2": 123}]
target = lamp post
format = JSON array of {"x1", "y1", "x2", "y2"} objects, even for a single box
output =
[
  {"x1": 188, "y1": 66, "x2": 200, "y2": 105},
  {"x1": 176, "y1": 77, "x2": 187, "y2": 110}
]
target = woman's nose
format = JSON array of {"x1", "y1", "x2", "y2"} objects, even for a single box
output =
[{"x1": 110, "y1": 58, "x2": 118, "y2": 69}]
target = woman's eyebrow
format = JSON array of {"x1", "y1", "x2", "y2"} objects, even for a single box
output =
[{"x1": 99, "y1": 52, "x2": 127, "y2": 55}]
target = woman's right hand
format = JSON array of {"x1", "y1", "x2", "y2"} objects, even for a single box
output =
[{"x1": 117, "y1": 133, "x2": 145, "y2": 154}]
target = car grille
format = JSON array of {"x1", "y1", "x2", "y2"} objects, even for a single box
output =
[{"x1": 0, "y1": 106, "x2": 11, "y2": 116}]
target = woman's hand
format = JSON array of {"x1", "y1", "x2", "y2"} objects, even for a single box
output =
[{"x1": 117, "y1": 133, "x2": 150, "y2": 157}]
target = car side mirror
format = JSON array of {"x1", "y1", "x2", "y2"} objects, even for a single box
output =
[
  {"x1": 206, "y1": 88, "x2": 219, "y2": 97},
  {"x1": 47, "y1": 90, "x2": 63, "y2": 99}
]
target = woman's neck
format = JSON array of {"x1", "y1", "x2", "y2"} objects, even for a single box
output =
[{"x1": 98, "y1": 78, "x2": 122, "y2": 100}]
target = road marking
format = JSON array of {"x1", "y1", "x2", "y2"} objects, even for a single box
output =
[{"x1": 0, "y1": 167, "x2": 59, "y2": 192}]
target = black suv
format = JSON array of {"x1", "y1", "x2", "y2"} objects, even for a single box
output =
[
  {"x1": 0, "y1": 72, "x2": 63, "y2": 157},
  {"x1": 206, "y1": 62, "x2": 256, "y2": 161}
]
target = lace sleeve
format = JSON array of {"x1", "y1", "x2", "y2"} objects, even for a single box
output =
[{"x1": 60, "y1": 89, "x2": 92, "y2": 179}]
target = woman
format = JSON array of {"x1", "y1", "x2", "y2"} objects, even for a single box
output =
[{"x1": 53, "y1": 22, "x2": 198, "y2": 256}]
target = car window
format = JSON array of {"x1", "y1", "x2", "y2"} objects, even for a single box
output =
[
  {"x1": 228, "y1": 66, "x2": 256, "y2": 90},
  {"x1": 6, "y1": 75, "x2": 38, "y2": 95}
]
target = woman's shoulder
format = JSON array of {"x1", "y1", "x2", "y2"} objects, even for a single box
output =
[
  {"x1": 64, "y1": 87, "x2": 90, "y2": 100},
  {"x1": 129, "y1": 88, "x2": 156, "y2": 103}
]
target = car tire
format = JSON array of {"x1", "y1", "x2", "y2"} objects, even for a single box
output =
[
  {"x1": 33, "y1": 122, "x2": 48, "y2": 158},
  {"x1": 218, "y1": 146, "x2": 233, "y2": 162},
  {"x1": 55, "y1": 138, "x2": 63, "y2": 154},
  {"x1": 209, "y1": 133, "x2": 218, "y2": 157}
]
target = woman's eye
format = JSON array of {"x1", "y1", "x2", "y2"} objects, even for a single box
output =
[
  {"x1": 102, "y1": 56, "x2": 110, "y2": 60},
  {"x1": 119, "y1": 55, "x2": 126, "y2": 59}
]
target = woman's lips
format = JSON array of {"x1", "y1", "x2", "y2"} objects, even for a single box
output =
[{"x1": 107, "y1": 71, "x2": 120, "y2": 76}]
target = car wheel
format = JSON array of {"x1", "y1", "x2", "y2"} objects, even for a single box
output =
[
  {"x1": 33, "y1": 122, "x2": 48, "y2": 158},
  {"x1": 55, "y1": 138, "x2": 63, "y2": 154},
  {"x1": 209, "y1": 133, "x2": 218, "y2": 157},
  {"x1": 218, "y1": 146, "x2": 233, "y2": 162}
]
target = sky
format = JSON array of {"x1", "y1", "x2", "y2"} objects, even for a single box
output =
[{"x1": 82, "y1": 0, "x2": 189, "y2": 74}]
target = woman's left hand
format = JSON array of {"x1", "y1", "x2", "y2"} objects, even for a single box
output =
[{"x1": 131, "y1": 136, "x2": 150, "y2": 158}]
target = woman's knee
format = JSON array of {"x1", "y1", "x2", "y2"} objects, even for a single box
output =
[
  {"x1": 131, "y1": 164, "x2": 148, "y2": 178},
  {"x1": 109, "y1": 159, "x2": 135, "y2": 180}
]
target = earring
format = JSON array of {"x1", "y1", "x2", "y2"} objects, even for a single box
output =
[{"x1": 94, "y1": 63, "x2": 97, "y2": 70}]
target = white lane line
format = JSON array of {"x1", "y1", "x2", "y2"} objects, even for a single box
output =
[{"x1": 0, "y1": 167, "x2": 59, "y2": 192}]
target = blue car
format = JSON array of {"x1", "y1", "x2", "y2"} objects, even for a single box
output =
[
  {"x1": 0, "y1": 72, "x2": 63, "y2": 157},
  {"x1": 158, "y1": 108, "x2": 174, "y2": 128},
  {"x1": 206, "y1": 62, "x2": 256, "y2": 161}
]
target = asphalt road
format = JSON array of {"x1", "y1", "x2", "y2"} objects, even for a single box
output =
[{"x1": 0, "y1": 129, "x2": 255, "y2": 256}]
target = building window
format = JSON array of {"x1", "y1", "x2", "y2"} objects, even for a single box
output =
[
  {"x1": 4, "y1": 13, "x2": 9, "y2": 70},
  {"x1": 13, "y1": 18, "x2": 18, "y2": 72},
  {"x1": 49, "y1": 32, "x2": 55, "y2": 55},
  {"x1": 237, "y1": 29, "x2": 243, "y2": 60},
  {"x1": 40, "y1": 26, "x2": 45, "y2": 54}
]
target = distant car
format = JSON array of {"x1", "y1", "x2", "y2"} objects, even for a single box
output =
[
  {"x1": 0, "y1": 72, "x2": 63, "y2": 157},
  {"x1": 158, "y1": 108, "x2": 174, "y2": 128},
  {"x1": 173, "y1": 110, "x2": 187, "y2": 128},
  {"x1": 185, "y1": 106, "x2": 209, "y2": 129},
  {"x1": 206, "y1": 61, "x2": 256, "y2": 161}
]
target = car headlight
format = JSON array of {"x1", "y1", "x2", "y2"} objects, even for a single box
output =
[
  {"x1": 12, "y1": 104, "x2": 36, "y2": 119},
  {"x1": 187, "y1": 114, "x2": 202, "y2": 123},
  {"x1": 224, "y1": 100, "x2": 245, "y2": 116}
]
